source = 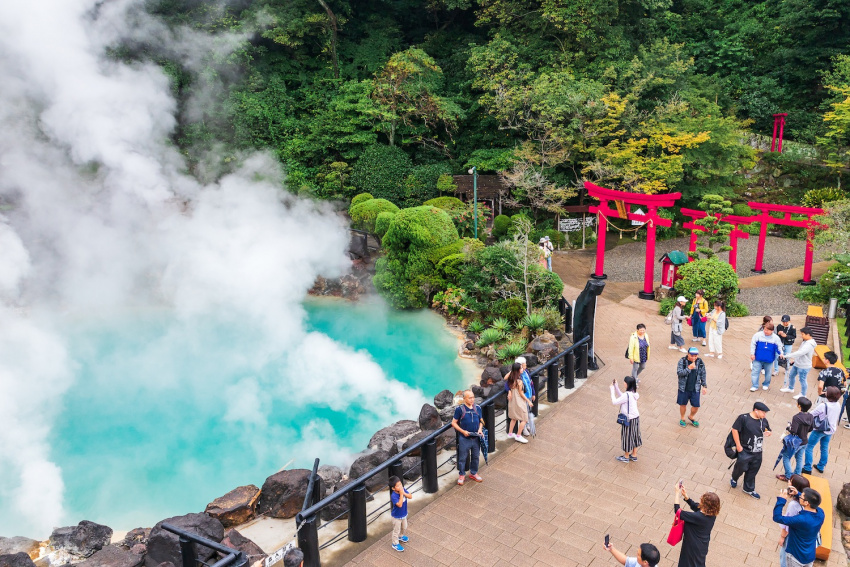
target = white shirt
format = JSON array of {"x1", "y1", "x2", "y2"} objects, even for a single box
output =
[{"x1": 611, "y1": 384, "x2": 640, "y2": 419}]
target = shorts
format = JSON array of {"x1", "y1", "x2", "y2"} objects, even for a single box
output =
[{"x1": 677, "y1": 390, "x2": 700, "y2": 407}]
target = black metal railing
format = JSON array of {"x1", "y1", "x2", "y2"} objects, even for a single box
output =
[
  {"x1": 294, "y1": 335, "x2": 591, "y2": 567},
  {"x1": 162, "y1": 523, "x2": 248, "y2": 567}
]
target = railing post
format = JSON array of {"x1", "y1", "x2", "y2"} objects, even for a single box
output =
[
  {"x1": 389, "y1": 461, "x2": 403, "y2": 483},
  {"x1": 577, "y1": 344, "x2": 588, "y2": 378},
  {"x1": 547, "y1": 362, "x2": 559, "y2": 403},
  {"x1": 564, "y1": 352, "x2": 575, "y2": 389},
  {"x1": 178, "y1": 537, "x2": 196, "y2": 567},
  {"x1": 347, "y1": 485, "x2": 367, "y2": 543},
  {"x1": 531, "y1": 374, "x2": 540, "y2": 417},
  {"x1": 296, "y1": 514, "x2": 321, "y2": 567},
  {"x1": 484, "y1": 403, "x2": 496, "y2": 452},
  {"x1": 421, "y1": 439, "x2": 438, "y2": 493}
]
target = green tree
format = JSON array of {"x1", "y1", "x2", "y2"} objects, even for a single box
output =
[
  {"x1": 371, "y1": 48, "x2": 462, "y2": 149},
  {"x1": 691, "y1": 194, "x2": 733, "y2": 260}
]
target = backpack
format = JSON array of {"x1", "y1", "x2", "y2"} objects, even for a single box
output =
[
  {"x1": 459, "y1": 404, "x2": 482, "y2": 431},
  {"x1": 724, "y1": 431, "x2": 738, "y2": 459},
  {"x1": 665, "y1": 310, "x2": 673, "y2": 325}
]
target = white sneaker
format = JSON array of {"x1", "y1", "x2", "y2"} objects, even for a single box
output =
[
  {"x1": 749, "y1": 387, "x2": 758, "y2": 392},
  {"x1": 792, "y1": 394, "x2": 802, "y2": 399},
  {"x1": 515, "y1": 435, "x2": 529, "y2": 444},
  {"x1": 679, "y1": 348, "x2": 688, "y2": 353},
  {"x1": 692, "y1": 338, "x2": 701, "y2": 342},
  {"x1": 772, "y1": 371, "x2": 779, "y2": 377},
  {"x1": 763, "y1": 386, "x2": 769, "y2": 391},
  {"x1": 702, "y1": 341, "x2": 707, "y2": 347},
  {"x1": 780, "y1": 388, "x2": 793, "y2": 393},
  {"x1": 705, "y1": 353, "x2": 715, "y2": 357},
  {"x1": 507, "y1": 432, "x2": 515, "y2": 438},
  {"x1": 717, "y1": 355, "x2": 723, "y2": 359},
  {"x1": 668, "y1": 345, "x2": 679, "y2": 350}
]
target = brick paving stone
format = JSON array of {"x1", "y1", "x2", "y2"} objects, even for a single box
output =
[{"x1": 345, "y1": 304, "x2": 846, "y2": 566}]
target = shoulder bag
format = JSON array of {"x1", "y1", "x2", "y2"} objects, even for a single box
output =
[
  {"x1": 667, "y1": 509, "x2": 684, "y2": 546},
  {"x1": 616, "y1": 393, "x2": 630, "y2": 427}
]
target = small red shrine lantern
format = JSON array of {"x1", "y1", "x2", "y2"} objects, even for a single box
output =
[{"x1": 659, "y1": 251, "x2": 688, "y2": 289}]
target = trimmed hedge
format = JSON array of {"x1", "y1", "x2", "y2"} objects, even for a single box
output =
[
  {"x1": 349, "y1": 198, "x2": 400, "y2": 233},
  {"x1": 493, "y1": 215, "x2": 511, "y2": 239},
  {"x1": 676, "y1": 258, "x2": 740, "y2": 305},
  {"x1": 424, "y1": 196, "x2": 466, "y2": 212},
  {"x1": 373, "y1": 206, "x2": 460, "y2": 309},
  {"x1": 374, "y1": 211, "x2": 395, "y2": 238},
  {"x1": 427, "y1": 237, "x2": 485, "y2": 264},
  {"x1": 350, "y1": 193, "x2": 373, "y2": 209}
]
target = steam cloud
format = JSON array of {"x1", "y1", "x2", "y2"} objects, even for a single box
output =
[{"x1": 0, "y1": 0, "x2": 425, "y2": 537}]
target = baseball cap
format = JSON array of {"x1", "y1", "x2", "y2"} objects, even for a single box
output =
[
  {"x1": 781, "y1": 315, "x2": 791, "y2": 322},
  {"x1": 753, "y1": 401, "x2": 770, "y2": 412},
  {"x1": 688, "y1": 347, "x2": 699, "y2": 355},
  {"x1": 677, "y1": 296, "x2": 687, "y2": 303}
]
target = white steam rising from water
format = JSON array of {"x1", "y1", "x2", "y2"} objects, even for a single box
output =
[{"x1": 0, "y1": 0, "x2": 425, "y2": 537}]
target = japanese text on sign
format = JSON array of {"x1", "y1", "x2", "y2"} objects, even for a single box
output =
[{"x1": 559, "y1": 217, "x2": 595, "y2": 232}]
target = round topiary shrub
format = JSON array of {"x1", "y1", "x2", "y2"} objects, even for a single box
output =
[
  {"x1": 492, "y1": 215, "x2": 511, "y2": 239},
  {"x1": 350, "y1": 193, "x2": 373, "y2": 209},
  {"x1": 350, "y1": 145, "x2": 413, "y2": 205},
  {"x1": 374, "y1": 206, "x2": 460, "y2": 309},
  {"x1": 350, "y1": 198, "x2": 400, "y2": 233},
  {"x1": 374, "y1": 211, "x2": 395, "y2": 238},
  {"x1": 424, "y1": 196, "x2": 466, "y2": 212},
  {"x1": 676, "y1": 258, "x2": 740, "y2": 305}
]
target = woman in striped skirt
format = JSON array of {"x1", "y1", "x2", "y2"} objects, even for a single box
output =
[{"x1": 611, "y1": 376, "x2": 642, "y2": 463}]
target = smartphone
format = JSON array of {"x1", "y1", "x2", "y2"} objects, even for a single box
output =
[
  {"x1": 678, "y1": 479, "x2": 684, "y2": 489},
  {"x1": 604, "y1": 534, "x2": 610, "y2": 547}
]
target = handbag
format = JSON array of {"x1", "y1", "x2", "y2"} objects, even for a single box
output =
[
  {"x1": 700, "y1": 316, "x2": 708, "y2": 322},
  {"x1": 616, "y1": 393, "x2": 631, "y2": 427},
  {"x1": 667, "y1": 509, "x2": 684, "y2": 545}
]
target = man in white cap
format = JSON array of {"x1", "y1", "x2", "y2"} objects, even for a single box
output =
[{"x1": 667, "y1": 296, "x2": 689, "y2": 352}]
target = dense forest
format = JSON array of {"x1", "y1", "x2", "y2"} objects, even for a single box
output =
[{"x1": 146, "y1": 0, "x2": 850, "y2": 212}]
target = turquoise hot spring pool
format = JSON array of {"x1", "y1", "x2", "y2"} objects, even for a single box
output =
[{"x1": 14, "y1": 299, "x2": 466, "y2": 536}]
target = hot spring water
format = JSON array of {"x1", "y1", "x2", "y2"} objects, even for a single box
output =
[{"x1": 22, "y1": 299, "x2": 465, "y2": 536}]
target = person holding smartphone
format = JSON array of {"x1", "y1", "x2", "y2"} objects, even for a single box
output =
[
  {"x1": 773, "y1": 485, "x2": 824, "y2": 567},
  {"x1": 602, "y1": 539, "x2": 660, "y2": 567},
  {"x1": 777, "y1": 475, "x2": 811, "y2": 567},
  {"x1": 673, "y1": 482, "x2": 721, "y2": 567}
]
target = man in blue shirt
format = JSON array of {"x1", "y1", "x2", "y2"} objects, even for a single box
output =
[
  {"x1": 773, "y1": 486, "x2": 824, "y2": 567},
  {"x1": 451, "y1": 390, "x2": 484, "y2": 485}
]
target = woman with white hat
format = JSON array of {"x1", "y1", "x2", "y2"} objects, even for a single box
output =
[{"x1": 667, "y1": 296, "x2": 689, "y2": 353}]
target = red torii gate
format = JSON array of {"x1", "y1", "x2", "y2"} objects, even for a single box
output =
[
  {"x1": 586, "y1": 182, "x2": 680, "y2": 300},
  {"x1": 748, "y1": 202, "x2": 825, "y2": 285},
  {"x1": 680, "y1": 209, "x2": 753, "y2": 272}
]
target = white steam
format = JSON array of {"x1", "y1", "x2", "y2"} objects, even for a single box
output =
[{"x1": 0, "y1": 0, "x2": 424, "y2": 537}]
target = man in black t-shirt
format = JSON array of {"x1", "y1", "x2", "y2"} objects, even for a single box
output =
[
  {"x1": 817, "y1": 351, "x2": 845, "y2": 403},
  {"x1": 730, "y1": 401, "x2": 772, "y2": 499}
]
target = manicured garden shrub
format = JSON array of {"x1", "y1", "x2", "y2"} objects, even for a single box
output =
[
  {"x1": 373, "y1": 206, "x2": 460, "y2": 309},
  {"x1": 423, "y1": 196, "x2": 465, "y2": 212},
  {"x1": 350, "y1": 145, "x2": 412, "y2": 205},
  {"x1": 349, "y1": 198, "x2": 400, "y2": 233},
  {"x1": 427, "y1": 237, "x2": 484, "y2": 264},
  {"x1": 496, "y1": 298, "x2": 527, "y2": 323},
  {"x1": 374, "y1": 211, "x2": 395, "y2": 238},
  {"x1": 795, "y1": 256, "x2": 850, "y2": 306},
  {"x1": 732, "y1": 203, "x2": 755, "y2": 217},
  {"x1": 492, "y1": 215, "x2": 511, "y2": 239},
  {"x1": 350, "y1": 192, "x2": 373, "y2": 209},
  {"x1": 675, "y1": 258, "x2": 740, "y2": 305},
  {"x1": 436, "y1": 253, "x2": 466, "y2": 284}
]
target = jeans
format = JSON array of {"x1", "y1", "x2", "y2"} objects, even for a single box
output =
[
  {"x1": 751, "y1": 360, "x2": 773, "y2": 388},
  {"x1": 785, "y1": 365, "x2": 811, "y2": 396},
  {"x1": 631, "y1": 361, "x2": 646, "y2": 378},
  {"x1": 779, "y1": 540, "x2": 787, "y2": 567},
  {"x1": 546, "y1": 256, "x2": 552, "y2": 271},
  {"x1": 457, "y1": 434, "x2": 479, "y2": 475},
  {"x1": 782, "y1": 444, "x2": 805, "y2": 476},
  {"x1": 804, "y1": 430, "x2": 832, "y2": 471}
]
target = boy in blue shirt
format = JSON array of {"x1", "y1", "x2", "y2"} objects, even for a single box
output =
[
  {"x1": 773, "y1": 486, "x2": 824, "y2": 567},
  {"x1": 388, "y1": 475, "x2": 412, "y2": 552}
]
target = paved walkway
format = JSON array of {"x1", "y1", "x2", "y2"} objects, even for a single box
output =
[{"x1": 349, "y1": 293, "x2": 847, "y2": 566}]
